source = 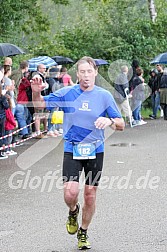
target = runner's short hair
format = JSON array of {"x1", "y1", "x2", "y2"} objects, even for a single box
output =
[{"x1": 76, "y1": 56, "x2": 97, "y2": 71}]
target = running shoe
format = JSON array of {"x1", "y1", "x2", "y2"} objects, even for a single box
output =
[
  {"x1": 6, "y1": 150, "x2": 17, "y2": 155},
  {"x1": 66, "y1": 203, "x2": 80, "y2": 235},
  {"x1": 0, "y1": 152, "x2": 8, "y2": 159},
  {"x1": 15, "y1": 142, "x2": 24, "y2": 147},
  {"x1": 140, "y1": 120, "x2": 147, "y2": 125},
  {"x1": 149, "y1": 114, "x2": 156, "y2": 119},
  {"x1": 77, "y1": 228, "x2": 91, "y2": 250}
]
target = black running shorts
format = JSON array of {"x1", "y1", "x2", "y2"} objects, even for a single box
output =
[{"x1": 62, "y1": 152, "x2": 104, "y2": 186}]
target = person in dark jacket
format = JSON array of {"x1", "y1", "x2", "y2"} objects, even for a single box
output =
[
  {"x1": 156, "y1": 64, "x2": 164, "y2": 89},
  {"x1": 131, "y1": 68, "x2": 147, "y2": 126},
  {"x1": 159, "y1": 67, "x2": 167, "y2": 120},
  {"x1": 0, "y1": 83, "x2": 9, "y2": 159},
  {"x1": 148, "y1": 69, "x2": 160, "y2": 119},
  {"x1": 129, "y1": 59, "x2": 140, "y2": 92}
]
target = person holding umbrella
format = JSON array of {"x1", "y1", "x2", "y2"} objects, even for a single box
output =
[
  {"x1": 31, "y1": 56, "x2": 124, "y2": 250},
  {"x1": 159, "y1": 67, "x2": 167, "y2": 120},
  {"x1": 148, "y1": 69, "x2": 159, "y2": 119}
]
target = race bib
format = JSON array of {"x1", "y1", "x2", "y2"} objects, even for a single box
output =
[{"x1": 73, "y1": 143, "x2": 96, "y2": 160}]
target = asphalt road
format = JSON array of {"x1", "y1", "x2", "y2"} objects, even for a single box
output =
[{"x1": 0, "y1": 118, "x2": 167, "y2": 252}]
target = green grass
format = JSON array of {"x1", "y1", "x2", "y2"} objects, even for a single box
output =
[
  {"x1": 141, "y1": 107, "x2": 162, "y2": 119},
  {"x1": 141, "y1": 107, "x2": 152, "y2": 119}
]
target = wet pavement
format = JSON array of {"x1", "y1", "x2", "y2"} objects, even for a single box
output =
[{"x1": 0, "y1": 118, "x2": 167, "y2": 252}]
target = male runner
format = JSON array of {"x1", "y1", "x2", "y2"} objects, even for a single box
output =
[{"x1": 31, "y1": 56, "x2": 125, "y2": 250}]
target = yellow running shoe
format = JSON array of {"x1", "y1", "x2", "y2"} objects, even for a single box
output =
[
  {"x1": 66, "y1": 203, "x2": 80, "y2": 235},
  {"x1": 77, "y1": 228, "x2": 91, "y2": 250}
]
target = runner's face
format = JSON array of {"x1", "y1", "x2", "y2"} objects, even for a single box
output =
[{"x1": 77, "y1": 62, "x2": 97, "y2": 90}]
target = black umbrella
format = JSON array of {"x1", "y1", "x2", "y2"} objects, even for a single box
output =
[
  {"x1": 0, "y1": 43, "x2": 25, "y2": 57},
  {"x1": 150, "y1": 52, "x2": 167, "y2": 64},
  {"x1": 52, "y1": 55, "x2": 74, "y2": 65}
]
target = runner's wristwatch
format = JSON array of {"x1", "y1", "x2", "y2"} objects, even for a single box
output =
[{"x1": 110, "y1": 118, "x2": 116, "y2": 126}]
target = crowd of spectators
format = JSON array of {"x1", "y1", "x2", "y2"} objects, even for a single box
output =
[
  {"x1": 0, "y1": 57, "x2": 166, "y2": 159},
  {"x1": 0, "y1": 57, "x2": 74, "y2": 159}
]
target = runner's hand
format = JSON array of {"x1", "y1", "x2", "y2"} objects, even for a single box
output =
[
  {"x1": 94, "y1": 117, "x2": 113, "y2": 129},
  {"x1": 31, "y1": 77, "x2": 46, "y2": 93}
]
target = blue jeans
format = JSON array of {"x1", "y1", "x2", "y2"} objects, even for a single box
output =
[
  {"x1": 151, "y1": 91, "x2": 160, "y2": 117},
  {"x1": 4, "y1": 130, "x2": 12, "y2": 152},
  {"x1": 15, "y1": 104, "x2": 32, "y2": 135},
  {"x1": 132, "y1": 101, "x2": 142, "y2": 121},
  {"x1": 48, "y1": 109, "x2": 61, "y2": 132},
  {"x1": 0, "y1": 117, "x2": 5, "y2": 148}
]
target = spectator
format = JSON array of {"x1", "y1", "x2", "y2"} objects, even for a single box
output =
[
  {"x1": 32, "y1": 64, "x2": 49, "y2": 95},
  {"x1": 46, "y1": 66, "x2": 61, "y2": 93},
  {"x1": 59, "y1": 67, "x2": 74, "y2": 87},
  {"x1": 10, "y1": 60, "x2": 29, "y2": 98},
  {"x1": 4, "y1": 65, "x2": 16, "y2": 115},
  {"x1": 156, "y1": 64, "x2": 164, "y2": 89},
  {"x1": 155, "y1": 64, "x2": 164, "y2": 117},
  {"x1": 129, "y1": 59, "x2": 140, "y2": 92},
  {"x1": 15, "y1": 72, "x2": 32, "y2": 139},
  {"x1": 0, "y1": 80, "x2": 9, "y2": 159},
  {"x1": 4, "y1": 57, "x2": 13, "y2": 67},
  {"x1": 114, "y1": 65, "x2": 133, "y2": 123},
  {"x1": 4, "y1": 96, "x2": 17, "y2": 156},
  {"x1": 131, "y1": 68, "x2": 147, "y2": 126},
  {"x1": 159, "y1": 67, "x2": 167, "y2": 120},
  {"x1": 32, "y1": 64, "x2": 48, "y2": 138},
  {"x1": 148, "y1": 69, "x2": 160, "y2": 119},
  {"x1": 0, "y1": 66, "x2": 5, "y2": 94}
]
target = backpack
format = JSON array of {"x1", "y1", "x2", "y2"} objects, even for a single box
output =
[{"x1": 46, "y1": 77, "x2": 60, "y2": 93}]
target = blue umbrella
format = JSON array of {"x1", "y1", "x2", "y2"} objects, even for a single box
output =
[
  {"x1": 28, "y1": 56, "x2": 57, "y2": 71},
  {"x1": 94, "y1": 59, "x2": 109, "y2": 66},
  {"x1": 150, "y1": 52, "x2": 167, "y2": 64}
]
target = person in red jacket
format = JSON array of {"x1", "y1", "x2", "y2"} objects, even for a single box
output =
[
  {"x1": 15, "y1": 72, "x2": 32, "y2": 139},
  {"x1": 4, "y1": 96, "x2": 17, "y2": 155}
]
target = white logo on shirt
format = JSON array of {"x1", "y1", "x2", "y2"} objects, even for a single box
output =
[{"x1": 79, "y1": 102, "x2": 91, "y2": 111}]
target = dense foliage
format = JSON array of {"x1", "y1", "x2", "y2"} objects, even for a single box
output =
[{"x1": 0, "y1": 0, "x2": 167, "y2": 75}]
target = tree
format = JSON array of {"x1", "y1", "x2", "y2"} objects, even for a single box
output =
[
  {"x1": 148, "y1": 0, "x2": 157, "y2": 22},
  {"x1": 0, "y1": 0, "x2": 69, "y2": 45},
  {"x1": 1, "y1": 0, "x2": 167, "y2": 72}
]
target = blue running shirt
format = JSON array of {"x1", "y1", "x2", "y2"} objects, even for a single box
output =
[{"x1": 44, "y1": 85, "x2": 122, "y2": 153}]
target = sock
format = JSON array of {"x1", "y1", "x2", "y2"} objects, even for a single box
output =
[
  {"x1": 70, "y1": 204, "x2": 78, "y2": 214},
  {"x1": 80, "y1": 227, "x2": 87, "y2": 233}
]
